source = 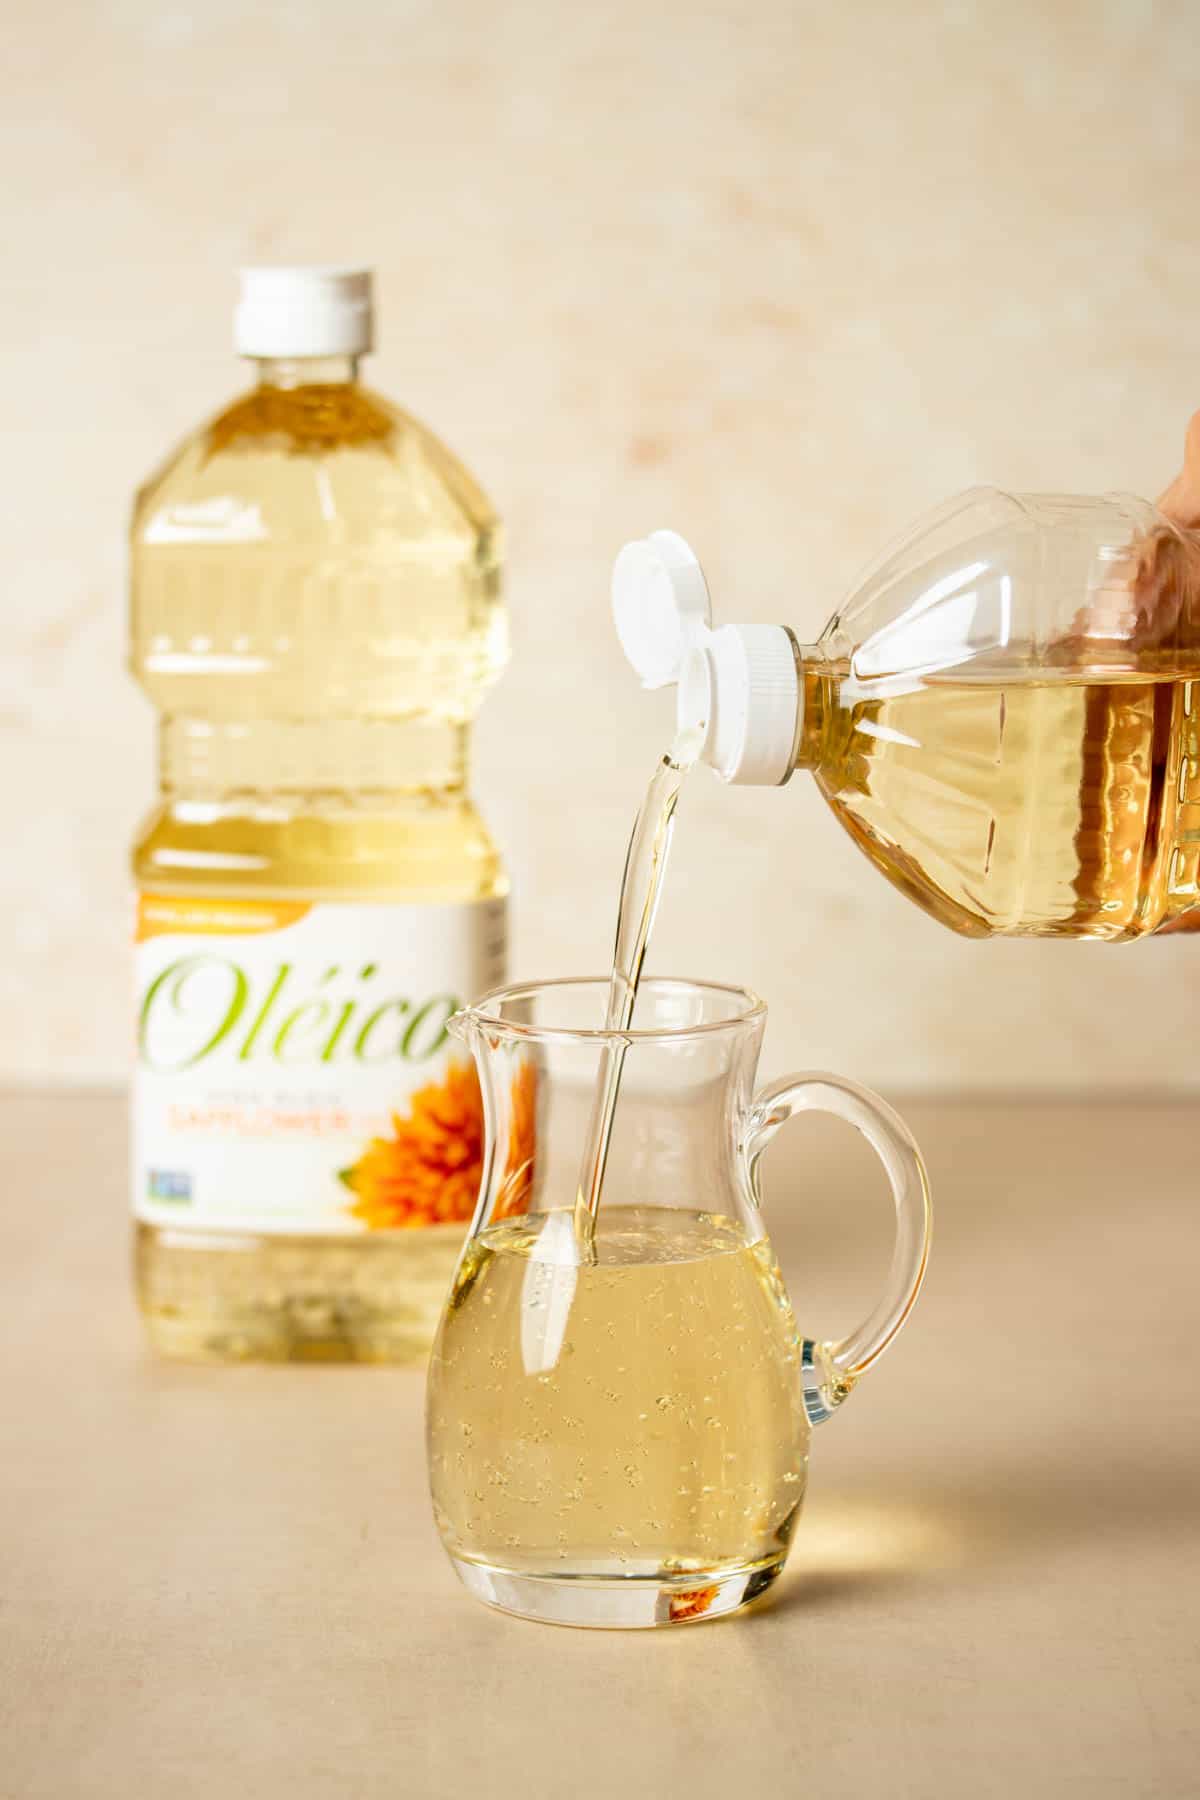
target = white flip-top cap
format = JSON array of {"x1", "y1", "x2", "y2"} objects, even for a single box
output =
[
  {"x1": 235, "y1": 266, "x2": 374, "y2": 358},
  {"x1": 612, "y1": 530, "x2": 713, "y2": 688},
  {"x1": 612, "y1": 531, "x2": 800, "y2": 785}
]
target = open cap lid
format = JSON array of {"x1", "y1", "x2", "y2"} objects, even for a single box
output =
[
  {"x1": 612, "y1": 529, "x2": 800, "y2": 785},
  {"x1": 611, "y1": 530, "x2": 713, "y2": 688}
]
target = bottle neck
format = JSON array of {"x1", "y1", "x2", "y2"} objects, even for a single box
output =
[
  {"x1": 788, "y1": 644, "x2": 834, "y2": 775},
  {"x1": 159, "y1": 717, "x2": 469, "y2": 802},
  {"x1": 252, "y1": 354, "x2": 360, "y2": 388}
]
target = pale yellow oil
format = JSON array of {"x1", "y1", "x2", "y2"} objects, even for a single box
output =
[
  {"x1": 131, "y1": 359, "x2": 506, "y2": 1361},
  {"x1": 797, "y1": 662, "x2": 1200, "y2": 939},
  {"x1": 427, "y1": 1206, "x2": 809, "y2": 1586}
]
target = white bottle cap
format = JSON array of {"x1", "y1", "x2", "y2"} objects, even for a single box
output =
[
  {"x1": 677, "y1": 625, "x2": 799, "y2": 785},
  {"x1": 612, "y1": 531, "x2": 800, "y2": 785},
  {"x1": 234, "y1": 266, "x2": 374, "y2": 358}
]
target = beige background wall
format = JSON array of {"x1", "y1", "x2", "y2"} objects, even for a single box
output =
[{"x1": 3, "y1": 0, "x2": 1199, "y2": 1090}]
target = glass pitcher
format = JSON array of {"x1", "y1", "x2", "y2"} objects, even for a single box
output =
[
  {"x1": 613, "y1": 493, "x2": 1200, "y2": 938},
  {"x1": 425, "y1": 976, "x2": 931, "y2": 1628}
]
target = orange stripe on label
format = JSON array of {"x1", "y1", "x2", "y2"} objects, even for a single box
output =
[{"x1": 135, "y1": 895, "x2": 312, "y2": 943}]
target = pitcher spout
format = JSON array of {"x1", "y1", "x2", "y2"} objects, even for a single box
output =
[{"x1": 446, "y1": 1005, "x2": 476, "y2": 1051}]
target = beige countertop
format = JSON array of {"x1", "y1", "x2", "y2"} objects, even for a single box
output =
[{"x1": 3, "y1": 1089, "x2": 1198, "y2": 1799}]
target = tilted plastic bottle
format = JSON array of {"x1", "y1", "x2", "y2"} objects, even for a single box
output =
[
  {"x1": 130, "y1": 267, "x2": 507, "y2": 1360},
  {"x1": 614, "y1": 491, "x2": 1200, "y2": 940}
]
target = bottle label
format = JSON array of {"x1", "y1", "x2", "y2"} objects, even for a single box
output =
[{"x1": 132, "y1": 894, "x2": 506, "y2": 1235}]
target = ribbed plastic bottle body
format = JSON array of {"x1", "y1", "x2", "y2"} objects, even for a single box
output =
[
  {"x1": 130, "y1": 363, "x2": 509, "y2": 1360},
  {"x1": 792, "y1": 492, "x2": 1200, "y2": 939}
]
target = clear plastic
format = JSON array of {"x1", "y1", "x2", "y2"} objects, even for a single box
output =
[
  {"x1": 812, "y1": 489, "x2": 1186, "y2": 687},
  {"x1": 426, "y1": 977, "x2": 931, "y2": 1627}
]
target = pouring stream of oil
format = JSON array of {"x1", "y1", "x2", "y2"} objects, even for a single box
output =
[{"x1": 571, "y1": 733, "x2": 700, "y2": 1249}]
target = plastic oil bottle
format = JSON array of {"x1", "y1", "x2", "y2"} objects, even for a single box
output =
[
  {"x1": 613, "y1": 493, "x2": 1200, "y2": 941},
  {"x1": 130, "y1": 267, "x2": 507, "y2": 1361}
]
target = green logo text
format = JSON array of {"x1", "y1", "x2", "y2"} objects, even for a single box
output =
[{"x1": 139, "y1": 958, "x2": 459, "y2": 1073}]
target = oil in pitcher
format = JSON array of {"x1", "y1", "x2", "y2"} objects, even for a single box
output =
[{"x1": 431, "y1": 1203, "x2": 810, "y2": 1615}]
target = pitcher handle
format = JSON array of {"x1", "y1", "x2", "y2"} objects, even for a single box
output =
[{"x1": 741, "y1": 1072, "x2": 932, "y2": 1425}]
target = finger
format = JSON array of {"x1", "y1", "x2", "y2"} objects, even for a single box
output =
[{"x1": 1157, "y1": 409, "x2": 1200, "y2": 527}]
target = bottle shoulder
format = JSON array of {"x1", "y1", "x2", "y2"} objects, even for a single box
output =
[
  {"x1": 132, "y1": 794, "x2": 508, "y2": 906},
  {"x1": 131, "y1": 380, "x2": 500, "y2": 552}
]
